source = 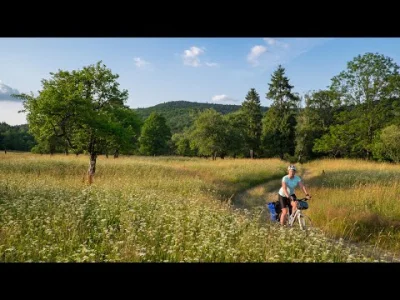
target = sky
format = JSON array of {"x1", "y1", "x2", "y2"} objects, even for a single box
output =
[{"x1": 1, "y1": 37, "x2": 400, "y2": 125}]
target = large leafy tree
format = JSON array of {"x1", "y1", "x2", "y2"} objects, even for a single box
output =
[
  {"x1": 139, "y1": 112, "x2": 171, "y2": 156},
  {"x1": 171, "y1": 131, "x2": 195, "y2": 157},
  {"x1": 295, "y1": 89, "x2": 338, "y2": 161},
  {"x1": 372, "y1": 124, "x2": 400, "y2": 162},
  {"x1": 315, "y1": 52, "x2": 400, "y2": 159},
  {"x1": 189, "y1": 109, "x2": 229, "y2": 160},
  {"x1": 14, "y1": 61, "x2": 139, "y2": 183}
]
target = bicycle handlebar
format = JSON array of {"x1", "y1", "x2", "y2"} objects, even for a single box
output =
[{"x1": 295, "y1": 196, "x2": 311, "y2": 201}]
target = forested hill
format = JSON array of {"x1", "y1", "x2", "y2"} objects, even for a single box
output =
[
  {"x1": 132, "y1": 100, "x2": 269, "y2": 134},
  {"x1": 0, "y1": 122, "x2": 36, "y2": 152}
]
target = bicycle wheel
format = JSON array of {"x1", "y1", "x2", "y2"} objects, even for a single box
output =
[{"x1": 297, "y1": 214, "x2": 312, "y2": 230}]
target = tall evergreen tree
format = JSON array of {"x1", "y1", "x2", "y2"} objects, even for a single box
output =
[
  {"x1": 261, "y1": 65, "x2": 300, "y2": 159},
  {"x1": 240, "y1": 88, "x2": 262, "y2": 158}
]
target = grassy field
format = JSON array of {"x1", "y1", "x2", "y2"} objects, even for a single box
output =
[
  {"x1": 0, "y1": 153, "x2": 396, "y2": 262},
  {"x1": 300, "y1": 159, "x2": 400, "y2": 254}
]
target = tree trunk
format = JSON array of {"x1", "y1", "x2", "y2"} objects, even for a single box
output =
[
  {"x1": 88, "y1": 153, "x2": 97, "y2": 185},
  {"x1": 4, "y1": 148, "x2": 6, "y2": 154},
  {"x1": 114, "y1": 149, "x2": 119, "y2": 158},
  {"x1": 298, "y1": 155, "x2": 302, "y2": 164},
  {"x1": 106, "y1": 151, "x2": 109, "y2": 158}
]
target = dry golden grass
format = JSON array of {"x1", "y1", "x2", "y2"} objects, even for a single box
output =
[
  {"x1": 301, "y1": 158, "x2": 400, "y2": 253},
  {"x1": 0, "y1": 153, "x2": 393, "y2": 262}
]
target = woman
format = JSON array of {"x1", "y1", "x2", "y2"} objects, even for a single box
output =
[{"x1": 278, "y1": 165, "x2": 311, "y2": 225}]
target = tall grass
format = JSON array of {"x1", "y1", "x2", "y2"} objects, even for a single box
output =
[
  {"x1": 301, "y1": 158, "x2": 400, "y2": 255},
  {"x1": 0, "y1": 153, "x2": 389, "y2": 262}
]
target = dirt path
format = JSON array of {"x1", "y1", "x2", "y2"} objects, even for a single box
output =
[
  {"x1": 231, "y1": 169, "x2": 400, "y2": 262},
  {"x1": 232, "y1": 167, "x2": 310, "y2": 209},
  {"x1": 233, "y1": 178, "x2": 281, "y2": 210}
]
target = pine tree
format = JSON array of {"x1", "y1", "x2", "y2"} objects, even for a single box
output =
[
  {"x1": 261, "y1": 65, "x2": 300, "y2": 159},
  {"x1": 240, "y1": 88, "x2": 262, "y2": 158}
]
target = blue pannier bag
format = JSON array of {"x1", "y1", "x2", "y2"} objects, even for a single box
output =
[{"x1": 267, "y1": 202, "x2": 278, "y2": 222}]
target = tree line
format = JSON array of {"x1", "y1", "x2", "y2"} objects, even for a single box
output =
[
  {"x1": 134, "y1": 100, "x2": 268, "y2": 134},
  {"x1": 172, "y1": 52, "x2": 400, "y2": 163},
  {"x1": 0, "y1": 123, "x2": 36, "y2": 153},
  {"x1": 2, "y1": 52, "x2": 400, "y2": 178}
]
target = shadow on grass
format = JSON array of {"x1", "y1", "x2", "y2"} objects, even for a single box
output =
[
  {"x1": 351, "y1": 213, "x2": 400, "y2": 239},
  {"x1": 204, "y1": 172, "x2": 285, "y2": 203},
  {"x1": 230, "y1": 177, "x2": 284, "y2": 211},
  {"x1": 338, "y1": 212, "x2": 400, "y2": 256}
]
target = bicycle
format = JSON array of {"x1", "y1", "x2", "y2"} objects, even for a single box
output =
[{"x1": 268, "y1": 196, "x2": 312, "y2": 231}]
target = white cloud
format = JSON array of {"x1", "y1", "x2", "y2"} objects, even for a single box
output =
[
  {"x1": 247, "y1": 45, "x2": 267, "y2": 66},
  {"x1": 134, "y1": 57, "x2": 151, "y2": 69},
  {"x1": 247, "y1": 38, "x2": 333, "y2": 69},
  {"x1": 205, "y1": 62, "x2": 219, "y2": 67},
  {"x1": 182, "y1": 46, "x2": 205, "y2": 67},
  {"x1": 211, "y1": 94, "x2": 239, "y2": 103},
  {"x1": 0, "y1": 81, "x2": 21, "y2": 102},
  {"x1": 263, "y1": 38, "x2": 289, "y2": 49},
  {"x1": 181, "y1": 46, "x2": 219, "y2": 68},
  {"x1": 263, "y1": 38, "x2": 276, "y2": 45}
]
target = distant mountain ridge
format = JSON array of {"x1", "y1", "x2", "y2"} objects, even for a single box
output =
[{"x1": 132, "y1": 100, "x2": 269, "y2": 134}]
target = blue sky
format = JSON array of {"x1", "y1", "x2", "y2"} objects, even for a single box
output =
[{"x1": 1, "y1": 37, "x2": 400, "y2": 125}]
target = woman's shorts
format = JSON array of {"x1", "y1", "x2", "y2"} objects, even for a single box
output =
[{"x1": 278, "y1": 193, "x2": 297, "y2": 209}]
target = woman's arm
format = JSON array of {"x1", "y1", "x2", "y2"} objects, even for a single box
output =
[
  {"x1": 299, "y1": 181, "x2": 310, "y2": 197},
  {"x1": 282, "y1": 181, "x2": 290, "y2": 198}
]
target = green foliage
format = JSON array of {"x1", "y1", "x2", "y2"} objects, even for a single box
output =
[
  {"x1": 266, "y1": 64, "x2": 300, "y2": 111},
  {"x1": 100, "y1": 107, "x2": 143, "y2": 156},
  {"x1": 261, "y1": 106, "x2": 285, "y2": 157},
  {"x1": 0, "y1": 123, "x2": 36, "y2": 152},
  {"x1": 139, "y1": 112, "x2": 172, "y2": 155},
  {"x1": 171, "y1": 132, "x2": 195, "y2": 156},
  {"x1": 240, "y1": 88, "x2": 263, "y2": 156},
  {"x1": 13, "y1": 61, "x2": 140, "y2": 177},
  {"x1": 373, "y1": 124, "x2": 400, "y2": 162},
  {"x1": 315, "y1": 53, "x2": 400, "y2": 159},
  {"x1": 189, "y1": 109, "x2": 230, "y2": 159},
  {"x1": 5, "y1": 51, "x2": 400, "y2": 163},
  {"x1": 223, "y1": 111, "x2": 247, "y2": 158},
  {"x1": 330, "y1": 52, "x2": 400, "y2": 106},
  {"x1": 313, "y1": 121, "x2": 356, "y2": 158},
  {"x1": 134, "y1": 100, "x2": 268, "y2": 135},
  {"x1": 295, "y1": 90, "x2": 339, "y2": 161},
  {"x1": 262, "y1": 65, "x2": 300, "y2": 158}
]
